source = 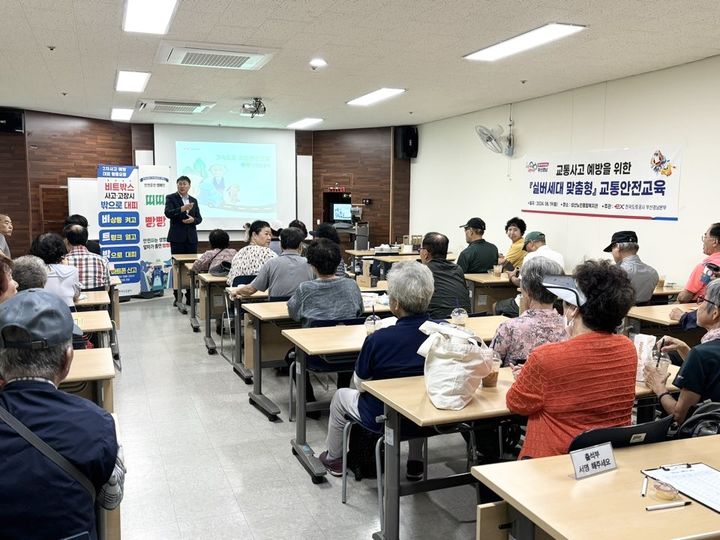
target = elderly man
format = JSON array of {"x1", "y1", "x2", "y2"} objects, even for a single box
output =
[
  {"x1": 678, "y1": 223, "x2": 720, "y2": 303},
  {"x1": 11, "y1": 255, "x2": 47, "y2": 290},
  {"x1": 420, "y1": 232, "x2": 471, "y2": 318},
  {"x1": 0, "y1": 213, "x2": 13, "y2": 258},
  {"x1": 457, "y1": 217, "x2": 498, "y2": 274},
  {"x1": 0, "y1": 289, "x2": 125, "y2": 539},
  {"x1": 319, "y1": 261, "x2": 434, "y2": 481},
  {"x1": 64, "y1": 224, "x2": 111, "y2": 290},
  {"x1": 603, "y1": 230, "x2": 658, "y2": 304}
]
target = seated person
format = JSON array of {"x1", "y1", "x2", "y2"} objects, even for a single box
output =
[
  {"x1": 490, "y1": 257, "x2": 567, "y2": 366},
  {"x1": 192, "y1": 229, "x2": 237, "y2": 273},
  {"x1": 603, "y1": 230, "x2": 658, "y2": 304},
  {"x1": 419, "y1": 232, "x2": 471, "y2": 319},
  {"x1": 29, "y1": 232, "x2": 81, "y2": 307},
  {"x1": 230, "y1": 227, "x2": 313, "y2": 299},
  {"x1": 0, "y1": 289, "x2": 125, "y2": 538},
  {"x1": 288, "y1": 238, "x2": 363, "y2": 327},
  {"x1": 11, "y1": 255, "x2": 46, "y2": 291},
  {"x1": 319, "y1": 261, "x2": 434, "y2": 480},
  {"x1": 456, "y1": 217, "x2": 498, "y2": 274},
  {"x1": 64, "y1": 224, "x2": 111, "y2": 290},
  {"x1": 499, "y1": 216, "x2": 527, "y2": 270},
  {"x1": 0, "y1": 257, "x2": 18, "y2": 303},
  {"x1": 311, "y1": 223, "x2": 348, "y2": 277},
  {"x1": 677, "y1": 223, "x2": 720, "y2": 303},
  {"x1": 645, "y1": 279, "x2": 720, "y2": 423},
  {"x1": 226, "y1": 220, "x2": 276, "y2": 285},
  {"x1": 64, "y1": 214, "x2": 102, "y2": 255},
  {"x1": 506, "y1": 260, "x2": 637, "y2": 459}
]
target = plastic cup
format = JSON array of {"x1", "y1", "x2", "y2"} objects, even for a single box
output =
[
  {"x1": 451, "y1": 307, "x2": 468, "y2": 327},
  {"x1": 364, "y1": 314, "x2": 381, "y2": 335},
  {"x1": 493, "y1": 265, "x2": 503, "y2": 277},
  {"x1": 482, "y1": 355, "x2": 502, "y2": 388},
  {"x1": 657, "y1": 275, "x2": 666, "y2": 289}
]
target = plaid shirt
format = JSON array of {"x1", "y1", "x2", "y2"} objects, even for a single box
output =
[{"x1": 66, "y1": 245, "x2": 110, "y2": 290}]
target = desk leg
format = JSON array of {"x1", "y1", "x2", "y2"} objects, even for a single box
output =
[
  {"x1": 188, "y1": 270, "x2": 200, "y2": 332},
  {"x1": 232, "y1": 299, "x2": 253, "y2": 383},
  {"x1": 374, "y1": 405, "x2": 401, "y2": 540},
  {"x1": 204, "y1": 283, "x2": 217, "y2": 354},
  {"x1": 174, "y1": 261, "x2": 187, "y2": 314},
  {"x1": 248, "y1": 315, "x2": 280, "y2": 419},
  {"x1": 291, "y1": 349, "x2": 326, "y2": 483}
]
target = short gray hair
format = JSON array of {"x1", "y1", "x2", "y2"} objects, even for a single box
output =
[
  {"x1": 12, "y1": 255, "x2": 47, "y2": 290},
  {"x1": 616, "y1": 242, "x2": 639, "y2": 253},
  {"x1": 704, "y1": 280, "x2": 720, "y2": 314},
  {"x1": 387, "y1": 261, "x2": 434, "y2": 315},
  {"x1": 521, "y1": 256, "x2": 565, "y2": 304},
  {"x1": 0, "y1": 333, "x2": 71, "y2": 381}
]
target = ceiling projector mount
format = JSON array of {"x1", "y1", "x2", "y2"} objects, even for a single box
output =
[{"x1": 241, "y1": 97, "x2": 266, "y2": 118}]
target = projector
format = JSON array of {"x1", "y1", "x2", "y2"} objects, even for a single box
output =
[{"x1": 240, "y1": 97, "x2": 266, "y2": 118}]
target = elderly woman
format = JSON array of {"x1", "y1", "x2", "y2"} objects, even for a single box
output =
[
  {"x1": 0, "y1": 257, "x2": 18, "y2": 303},
  {"x1": 499, "y1": 216, "x2": 527, "y2": 270},
  {"x1": 318, "y1": 261, "x2": 434, "y2": 481},
  {"x1": 226, "y1": 220, "x2": 276, "y2": 285},
  {"x1": 29, "y1": 232, "x2": 81, "y2": 307},
  {"x1": 645, "y1": 279, "x2": 720, "y2": 423},
  {"x1": 12, "y1": 255, "x2": 49, "y2": 291},
  {"x1": 506, "y1": 259, "x2": 637, "y2": 459},
  {"x1": 192, "y1": 229, "x2": 236, "y2": 273},
  {"x1": 490, "y1": 257, "x2": 566, "y2": 366}
]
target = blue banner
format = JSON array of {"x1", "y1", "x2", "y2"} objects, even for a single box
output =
[
  {"x1": 99, "y1": 229, "x2": 141, "y2": 245},
  {"x1": 112, "y1": 263, "x2": 142, "y2": 284},
  {"x1": 99, "y1": 211, "x2": 139, "y2": 228}
]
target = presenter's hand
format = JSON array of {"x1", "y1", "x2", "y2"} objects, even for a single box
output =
[
  {"x1": 180, "y1": 203, "x2": 194, "y2": 212},
  {"x1": 182, "y1": 217, "x2": 195, "y2": 224}
]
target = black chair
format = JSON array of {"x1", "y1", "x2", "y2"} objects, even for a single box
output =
[
  {"x1": 568, "y1": 415, "x2": 674, "y2": 452},
  {"x1": 268, "y1": 296, "x2": 291, "y2": 302},
  {"x1": 220, "y1": 275, "x2": 256, "y2": 357}
]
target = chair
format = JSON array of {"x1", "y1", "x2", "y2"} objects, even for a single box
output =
[
  {"x1": 219, "y1": 275, "x2": 256, "y2": 361},
  {"x1": 288, "y1": 317, "x2": 365, "y2": 421},
  {"x1": 567, "y1": 415, "x2": 674, "y2": 452}
]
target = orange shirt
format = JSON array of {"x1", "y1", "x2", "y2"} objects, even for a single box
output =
[{"x1": 506, "y1": 331, "x2": 637, "y2": 459}]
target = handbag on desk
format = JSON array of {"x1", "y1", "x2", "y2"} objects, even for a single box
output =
[{"x1": 417, "y1": 321, "x2": 493, "y2": 410}]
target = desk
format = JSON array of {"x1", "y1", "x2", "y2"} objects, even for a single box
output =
[
  {"x1": 472, "y1": 436, "x2": 720, "y2": 540},
  {"x1": 75, "y1": 291, "x2": 111, "y2": 308},
  {"x1": 108, "y1": 276, "x2": 121, "y2": 330},
  {"x1": 185, "y1": 263, "x2": 201, "y2": 332},
  {"x1": 171, "y1": 253, "x2": 200, "y2": 314},
  {"x1": 652, "y1": 284, "x2": 684, "y2": 298},
  {"x1": 198, "y1": 273, "x2": 228, "y2": 354},
  {"x1": 373, "y1": 253, "x2": 456, "y2": 264},
  {"x1": 242, "y1": 299, "x2": 394, "y2": 420},
  {"x1": 628, "y1": 303, "x2": 696, "y2": 326},
  {"x1": 72, "y1": 311, "x2": 113, "y2": 348},
  {"x1": 464, "y1": 273, "x2": 517, "y2": 314},
  {"x1": 363, "y1": 362, "x2": 680, "y2": 540},
  {"x1": 61, "y1": 347, "x2": 115, "y2": 411},
  {"x1": 281, "y1": 316, "x2": 508, "y2": 483}
]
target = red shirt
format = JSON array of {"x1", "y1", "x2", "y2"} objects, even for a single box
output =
[{"x1": 506, "y1": 332, "x2": 637, "y2": 459}]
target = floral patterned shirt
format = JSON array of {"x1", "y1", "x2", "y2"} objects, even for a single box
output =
[
  {"x1": 226, "y1": 245, "x2": 276, "y2": 285},
  {"x1": 490, "y1": 308, "x2": 567, "y2": 365}
]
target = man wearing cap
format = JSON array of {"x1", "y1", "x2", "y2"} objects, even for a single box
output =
[
  {"x1": 495, "y1": 232, "x2": 565, "y2": 318},
  {"x1": 457, "y1": 217, "x2": 499, "y2": 274},
  {"x1": 604, "y1": 230, "x2": 658, "y2": 304},
  {"x1": 678, "y1": 223, "x2": 720, "y2": 303},
  {"x1": 0, "y1": 289, "x2": 125, "y2": 539}
]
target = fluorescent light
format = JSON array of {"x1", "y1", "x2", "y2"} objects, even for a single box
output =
[
  {"x1": 111, "y1": 108, "x2": 134, "y2": 121},
  {"x1": 464, "y1": 23, "x2": 586, "y2": 62},
  {"x1": 287, "y1": 118, "x2": 323, "y2": 130},
  {"x1": 309, "y1": 58, "x2": 327, "y2": 69},
  {"x1": 347, "y1": 88, "x2": 406, "y2": 106},
  {"x1": 116, "y1": 71, "x2": 151, "y2": 92},
  {"x1": 123, "y1": 0, "x2": 178, "y2": 34}
]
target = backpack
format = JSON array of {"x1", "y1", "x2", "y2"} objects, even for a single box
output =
[
  {"x1": 675, "y1": 402, "x2": 720, "y2": 439},
  {"x1": 346, "y1": 423, "x2": 383, "y2": 481}
]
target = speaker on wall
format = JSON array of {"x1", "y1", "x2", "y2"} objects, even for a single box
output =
[
  {"x1": 0, "y1": 109, "x2": 24, "y2": 133},
  {"x1": 395, "y1": 125, "x2": 418, "y2": 159}
]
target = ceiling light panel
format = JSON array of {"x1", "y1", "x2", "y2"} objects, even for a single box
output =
[
  {"x1": 116, "y1": 71, "x2": 150, "y2": 92},
  {"x1": 287, "y1": 118, "x2": 323, "y2": 129},
  {"x1": 464, "y1": 23, "x2": 586, "y2": 62},
  {"x1": 347, "y1": 88, "x2": 406, "y2": 106},
  {"x1": 111, "y1": 108, "x2": 133, "y2": 121},
  {"x1": 123, "y1": 0, "x2": 178, "y2": 35}
]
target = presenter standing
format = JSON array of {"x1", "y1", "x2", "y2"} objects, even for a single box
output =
[{"x1": 165, "y1": 175, "x2": 202, "y2": 304}]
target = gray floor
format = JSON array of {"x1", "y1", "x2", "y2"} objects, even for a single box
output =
[{"x1": 115, "y1": 296, "x2": 478, "y2": 539}]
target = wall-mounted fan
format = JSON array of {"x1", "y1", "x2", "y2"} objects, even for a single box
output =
[{"x1": 475, "y1": 122, "x2": 514, "y2": 157}]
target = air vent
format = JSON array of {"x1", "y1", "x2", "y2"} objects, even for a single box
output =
[
  {"x1": 137, "y1": 100, "x2": 215, "y2": 114},
  {"x1": 156, "y1": 41, "x2": 275, "y2": 71}
]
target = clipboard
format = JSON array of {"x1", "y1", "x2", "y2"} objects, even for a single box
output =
[{"x1": 643, "y1": 462, "x2": 720, "y2": 513}]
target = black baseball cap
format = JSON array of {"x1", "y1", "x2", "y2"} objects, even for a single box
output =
[
  {"x1": 460, "y1": 217, "x2": 485, "y2": 231},
  {"x1": 0, "y1": 289, "x2": 74, "y2": 349},
  {"x1": 603, "y1": 231, "x2": 638, "y2": 252}
]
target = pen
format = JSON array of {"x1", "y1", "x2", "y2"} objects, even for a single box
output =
[
  {"x1": 646, "y1": 501, "x2": 691, "y2": 511},
  {"x1": 641, "y1": 476, "x2": 648, "y2": 497}
]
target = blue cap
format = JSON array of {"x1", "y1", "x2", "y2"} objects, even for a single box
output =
[{"x1": 0, "y1": 289, "x2": 74, "y2": 349}]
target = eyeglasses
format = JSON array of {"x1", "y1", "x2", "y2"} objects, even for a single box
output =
[
  {"x1": 702, "y1": 233, "x2": 718, "y2": 242},
  {"x1": 697, "y1": 295, "x2": 718, "y2": 307}
]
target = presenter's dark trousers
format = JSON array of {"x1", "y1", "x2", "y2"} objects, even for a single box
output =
[{"x1": 171, "y1": 241, "x2": 198, "y2": 303}]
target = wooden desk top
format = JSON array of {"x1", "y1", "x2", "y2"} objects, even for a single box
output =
[
  {"x1": 246, "y1": 300, "x2": 392, "y2": 322},
  {"x1": 652, "y1": 284, "x2": 684, "y2": 297},
  {"x1": 464, "y1": 273, "x2": 513, "y2": 286},
  {"x1": 172, "y1": 253, "x2": 201, "y2": 262},
  {"x1": 472, "y1": 436, "x2": 720, "y2": 540},
  {"x1": 360, "y1": 364, "x2": 676, "y2": 428},
  {"x1": 373, "y1": 253, "x2": 456, "y2": 263},
  {"x1": 72, "y1": 310, "x2": 112, "y2": 333},
  {"x1": 109, "y1": 276, "x2": 121, "y2": 287},
  {"x1": 65, "y1": 348, "x2": 115, "y2": 383},
  {"x1": 184, "y1": 262, "x2": 195, "y2": 272},
  {"x1": 359, "y1": 280, "x2": 388, "y2": 292},
  {"x1": 345, "y1": 249, "x2": 376, "y2": 257},
  {"x1": 198, "y1": 273, "x2": 229, "y2": 284},
  {"x1": 75, "y1": 291, "x2": 110, "y2": 307},
  {"x1": 627, "y1": 303, "x2": 696, "y2": 326}
]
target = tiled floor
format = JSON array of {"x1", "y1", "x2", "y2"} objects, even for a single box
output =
[{"x1": 116, "y1": 296, "x2": 478, "y2": 539}]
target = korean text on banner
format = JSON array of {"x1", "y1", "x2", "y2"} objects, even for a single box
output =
[
  {"x1": 138, "y1": 165, "x2": 172, "y2": 292},
  {"x1": 522, "y1": 147, "x2": 681, "y2": 221},
  {"x1": 97, "y1": 165, "x2": 141, "y2": 296}
]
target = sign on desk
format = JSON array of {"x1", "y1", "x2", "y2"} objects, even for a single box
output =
[{"x1": 570, "y1": 442, "x2": 617, "y2": 479}]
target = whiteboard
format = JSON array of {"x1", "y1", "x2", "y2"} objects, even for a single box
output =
[{"x1": 67, "y1": 177, "x2": 100, "y2": 239}]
